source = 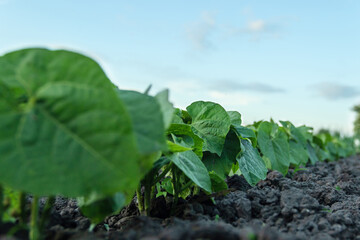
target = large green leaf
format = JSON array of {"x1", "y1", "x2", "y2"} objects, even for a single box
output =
[
  {"x1": 237, "y1": 139, "x2": 267, "y2": 186},
  {"x1": 0, "y1": 48, "x2": 142, "y2": 197},
  {"x1": 169, "y1": 151, "x2": 212, "y2": 193},
  {"x1": 117, "y1": 90, "x2": 167, "y2": 155},
  {"x1": 186, "y1": 101, "x2": 231, "y2": 156},
  {"x1": 203, "y1": 129, "x2": 240, "y2": 179},
  {"x1": 257, "y1": 121, "x2": 290, "y2": 175}
]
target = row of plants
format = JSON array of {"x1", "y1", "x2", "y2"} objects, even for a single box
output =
[{"x1": 0, "y1": 48, "x2": 359, "y2": 239}]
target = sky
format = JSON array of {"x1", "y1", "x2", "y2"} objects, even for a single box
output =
[{"x1": 1, "y1": 0, "x2": 359, "y2": 134}]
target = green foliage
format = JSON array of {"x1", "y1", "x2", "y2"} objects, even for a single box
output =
[
  {"x1": 169, "y1": 151, "x2": 212, "y2": 193},
  {"x1": 237, "y1": 139, "x2": 267, "y2": 186},
  {"x1": 0, "y1": 48, "x2": 146, "y2": 198},
  {"x1": 257, "y1": 121, "x2": 290, "y2": 175},
  {"x1": 186, "y1": 101, "x2": 231, "y2": 155},
  {"x1": 0, "y1": 47, "x2": 358, "y2": 239}
]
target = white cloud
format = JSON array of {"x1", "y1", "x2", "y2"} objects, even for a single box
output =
[
  {"x1": 312, "y1": 82, "x2": 359, "y2": 100},
  {"x1": 247, "y1": 20, "x2": 266, "y2": 32},
  {"x1": 186, "y1": 11, "x2": 216, "y2": 50},
  {"x1": 209, "y1": 80, "x2": 285, "y2": 93}
]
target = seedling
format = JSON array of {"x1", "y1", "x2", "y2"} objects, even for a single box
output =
[{"x1": 0, "y1": 48, "x2": 358, "y2": 239}]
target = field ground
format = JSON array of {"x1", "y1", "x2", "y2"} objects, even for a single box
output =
[{"x1": 2, "y1": 155, "x2": 360, "y2": 240}]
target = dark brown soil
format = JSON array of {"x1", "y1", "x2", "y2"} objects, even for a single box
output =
[{"x1": 2, "y1": 155, "x2": 360, "y2": 240}]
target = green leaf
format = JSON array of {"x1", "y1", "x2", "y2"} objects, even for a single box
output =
[
  {"x1": 2, "y1": 186, "x2": 21, "y2": 223},
  {"x1": 167, "y1": 140, "x2": 192, "y2": 153},
  {"x1": 155, "y1": 89, "x2": 174, "y2": 130},
  {"x1": 187, "y1": 101, "x2": 231, "y2": 156},
  {"x1": 167, "y1": 123, "x2": 204, "y2": 158},
  {"x1": 118, "y1": 90, "x2": 167, "y2": 155},
  {"x1": 227, "y1": 111, "x2": 242, "y2": 128},
  {"x1": 203, "y1": 129, "x2": 240, "y2": 179},
  {"x1": 289, "y1": 140, "x2": 308, "y2": 166},
  {"x1": 78, "y1": 192, "x2": 126, "y2": 224},
  {"x1": 237, "y1": 139, "x2": 267, "y2": 186},
  {"x1": 209, "y1": 171, "x2": 228, "y2": 192},
  {"x1": 233, "y1": 126, "x2": 257, "y2": 147},
  {"x1": 280, "y1": 121, "x2": 307, "y2": 147},
  {"x1": 117, "y1": 89, "x2": 167, "y2": 171},
  {"x1": 169, "y1": 151, "x2": 212, "y2": 193},
  {"x1": 0, "y1": 48, "x2": 142, "y2": 197},
  {"x1": 307, "y1": 141, "x2": 319, "y2": 164},
  {"x1": 257, "y1": 121, "x2": 290, "y2": 175},
  {"x1": 297, "y1": 126, "x2": 314, "y2": 141}
]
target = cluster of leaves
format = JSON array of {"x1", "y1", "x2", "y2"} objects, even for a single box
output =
[{"x1": 0, "y1": 48, "x2": 358, "y2": 239}]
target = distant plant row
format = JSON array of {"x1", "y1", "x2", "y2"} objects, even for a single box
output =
[{"x1": 0, "y1": 49, "x2": 358, "y2": 239}]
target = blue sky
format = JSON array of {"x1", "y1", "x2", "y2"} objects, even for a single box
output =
[{"x1": 1, "y1": 0, "x2": 359, "y2": 134}]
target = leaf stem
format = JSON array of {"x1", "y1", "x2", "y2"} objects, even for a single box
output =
[
  {"x1": 136, "y1": 184, "x2": 144, "y2": 215},
  {"x1": 39, "y1": 196, "x2": 55, "y2": 231},
  {"x1": 29, "y1": 196, "x2": 40, "y2": 240},
  {"x1": 152, "y1": 162, "x2": 173, "y2": 185},
  {"x1": 178, "y1": 181, "x2": 193, "y2": 194},
  {"x1": 0, "y1": 184, "x2": 3, "y2": 224},
  {"x1": 144, "y1": 174, "x2": 154, "y2": 216},
  {"x1": 170, "y1": 166, "x2": 179, "y2": 215},
  {"x1": 19, "y1": 192, "x2": 27, "y2": 225}
]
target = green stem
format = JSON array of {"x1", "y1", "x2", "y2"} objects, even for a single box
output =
[
  {"x1": 39, "y1": 196, "x2": 55, "y2": 231},
  {"x1": 152, "y1": 162, "x2": 173, "y2": 185},
  {"x1": 178, "y1": 181, "x2": 193, "y2": 194},
  {"x1": 136, "y1": 184, "x2": 145, "y2": 215},
  {"x1": 0, "y1": 184, "x2": 3, "y2": 224},
  {"x1": 19, "y1": 192, "x2": 27, "y2": 225},
  {"x1": 29, "y1": 196, "x2": 40, "y2": 240},
  {"x1": 144, "y1": 175, "x2": 153, "y2": 216},
  {"x1": 170, "y1": 167, "x2": 179, "y2": 216}
]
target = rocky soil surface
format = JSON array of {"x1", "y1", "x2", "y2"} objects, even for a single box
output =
[{"x1": 2, "y1": 155, "x2": 360, "y2": 240}]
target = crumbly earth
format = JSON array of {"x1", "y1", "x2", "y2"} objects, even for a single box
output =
[{"x1": 2, "y1": 155, "x2": 360, "y2": 240}]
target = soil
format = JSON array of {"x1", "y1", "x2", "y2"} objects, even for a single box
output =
[{"x1": 1, "y1": 155, "x2": 360, "y2": 240}]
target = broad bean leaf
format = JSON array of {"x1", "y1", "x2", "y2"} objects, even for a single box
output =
[
  {"x1": 257, "y1": 121, "x2": 290, "y2": 175},
  {"x1": 237, "y1": 139, "x2": 267, "y2": 186},
  {"x1": 169, "y1": 151, "x2": 212, "y2": 193},
  {"x1": 187, "y1": 101, "x2": 231, "y2": 156},
  {"x1": 307, "y1": 141, "x2": 319, "y2": 164},
  {"x1": 203, "y1": 129, "x2": 240, "y2": 179},
  {"x1": 0, "y1": 48, "x2": 141, "y2": 197},
  {"x1": 117, "y1": 89, "x2": 167, "y2": 170},
  {"x1": 227, "y1": 111, "x2": 242, "y2": 128},
  {"x1": 280, "y1": 121, "x2": 307, "y2": 147},
  {"x1": 233, "y1": 126, "x2": 257, "y2": 147},
  {"x1": 209, "y1": 171, "x2": 228, "y2": 192},
  {"x1": 167, "y1": 123, "x2": 203, "y2": 158},
  {"x1": 155, "y1": 89, "x2": 174, "y2": 130},
  {"x1": 167, "y1": 139, "x2": 192, "y2": 153},
  {"x1": 289, "y1": 140, "x2": 308, "y2": 166}
]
